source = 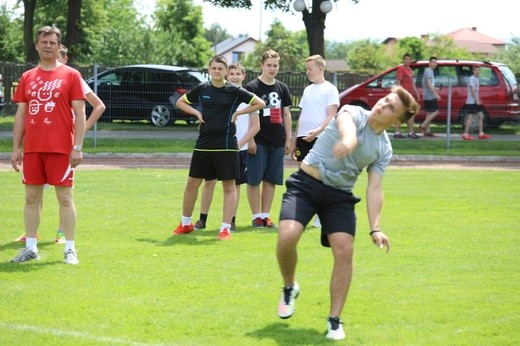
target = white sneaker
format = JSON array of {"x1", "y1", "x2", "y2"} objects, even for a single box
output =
[
  {"x1": 11, "y1": 248, "x2": 39, "y2": 263},
  {"x1": 64, "y1": 249, "x2": 79, "y2": 265},
  {"x1": 277, "y1": 282, "x2": 300, "y2": 319},
  {"x1": 312, "y1": 216, "x2": 321, "y2": 228},
  {"x1": 326, "y1": 316, "x2": 345, "y2": 340}
]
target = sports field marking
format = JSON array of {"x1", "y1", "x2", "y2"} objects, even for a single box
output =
[{"x1": 0, "y1": 322, "x2": 171, "y2": 346}]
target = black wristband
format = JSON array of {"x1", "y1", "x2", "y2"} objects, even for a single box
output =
[{"x1": 370, "y1": 230, "x2": 381, "y2": 236}]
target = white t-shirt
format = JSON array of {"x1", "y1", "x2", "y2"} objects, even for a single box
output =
[
  {"x1": 297, "y1": 81, "x2": 339, "y2": 137},
  {"x1": 235, "y1": 103, "x2": 249, "y2": 150}
]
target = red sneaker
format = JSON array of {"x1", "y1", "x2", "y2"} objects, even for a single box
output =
[
  {"x1": 252, "y1": 217, "x2": 264, "y2": 228},
  {"x1": 263, "y1": 217, "x2": 276, "y2": 228},
  {"x1": 478, "y1": 133, "x2": 491, "y2": 140},
  {"x1": 172, "y1": 223, "x2": 194, "y2": 235},
  {"x1": 14, "y1": 233, "x2": 38, "y2": 243},
  {"x1": 218, "y1": 228, "x2": 231, "y2": 240},
  {"x1": 462, "y1": 134, "x2": 475, "y2": 141}
]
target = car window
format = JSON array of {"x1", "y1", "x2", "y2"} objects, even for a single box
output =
[
  {"x1": 98, "y1": 71, "x2": 123, "y2": 86},
  {"x1": 498, "y1": 65, "x2": 518, "y2": 88},
  {"x1": 479, "y1": 67, "x2": 498, "y2": 86},
  {"x1": 435, "y1": 66, "x2": 459, "y2": 87},
  {"x1": 368, "y1": 70, "x2": 397, "y2": 89},
  {"x1": 176, "y1": 71, "x2": 206, "y2": 86}
]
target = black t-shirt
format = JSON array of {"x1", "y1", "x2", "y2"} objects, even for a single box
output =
[
  {"x1": 245, "y1": 78, "x2": 292, "y2": 147},
  {"x1": 184, "y1": 81, "x2": 255, "y2": 150}
]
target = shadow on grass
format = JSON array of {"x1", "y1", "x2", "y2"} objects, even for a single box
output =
[
  {"x1": 0, "y1": 259, "x2": 64, "y2": 273},
  {"x1": 136, "y1": 226, "x2": 278, "y2": 247},
  {"x1": 246, "y1": 322, "x2": 331, "y2": 345}
]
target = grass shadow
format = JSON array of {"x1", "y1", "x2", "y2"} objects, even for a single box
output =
[
  {"x1": 0, "y1": 259, "x2": 64, "y2": 273},
  {"x1": 246, "y1": 322, "x2": 331, "y2": 345}
]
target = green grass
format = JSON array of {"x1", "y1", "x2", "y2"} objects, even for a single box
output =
[{"x1": 0, "y1": 167, "x2": 519, "y2": 345}]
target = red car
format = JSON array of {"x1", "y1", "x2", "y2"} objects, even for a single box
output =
[{"x1": 339, "y1": 60, "x2": 520, "y2": 128}]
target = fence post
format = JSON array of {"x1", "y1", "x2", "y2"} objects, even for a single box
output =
[
  {"x1": 92, "y1": 63, "x2": 99, "y2": 147},
  {"x1": 446, "y1": 77, "x2": 453, "y2": 150}
]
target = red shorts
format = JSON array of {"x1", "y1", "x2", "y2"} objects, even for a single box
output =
[{"x1": 22, "y1": 152, "x2": 74, "y2": 187}]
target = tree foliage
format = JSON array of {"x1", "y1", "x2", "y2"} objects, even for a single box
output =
[
  {"x1": 204, "y1": 23, "x2": 232, "y2": 48},
  {"x1": 202, "y1": 0, "x2": 359, "y2": 58},
  {"x1": 0, "y1": 4, "x2": 24, "y2": 62},
  {"x1": 346, "y1": 39, "x2": 386, "y2": 74},
  {"x1": 241, "y1": 19, "x2": 308, "y2": 72}
]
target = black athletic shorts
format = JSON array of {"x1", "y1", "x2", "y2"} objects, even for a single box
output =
[
  {"x1": 189, "y1": 150, "x2": 239, "y2": 181},
  {"x1": 279, "y1": 170, "x2": 361, "y2": 247}
]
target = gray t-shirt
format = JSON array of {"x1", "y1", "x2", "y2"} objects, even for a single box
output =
[
  {"x1": 303, "y1": 106, "x2": 393, "y2": 192},
  {"x1": 422, "y1": 67, "x2": 436, "y2": 100},
  {"x1": 466, "y1": 75, "x2": 479, "y2": 104}
]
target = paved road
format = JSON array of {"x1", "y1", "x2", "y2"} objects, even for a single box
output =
[{"x1": 0, "y1": 130, "x2": 519, "y2": 141}]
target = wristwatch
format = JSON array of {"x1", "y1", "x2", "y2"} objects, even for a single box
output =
[{"x1": 73, "y1": 145, "x2": 82, "y2": 151}]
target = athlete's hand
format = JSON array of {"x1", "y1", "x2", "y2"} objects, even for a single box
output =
[
  {"x1": 11, "y1": 150, "x2": 22, "y2": 172},
  {"x1": 371, "y1": 231, "x2": 390, "y2": 253},
  {"x1": 69, "y1": 149, "x2": 83, "y2": 168}
]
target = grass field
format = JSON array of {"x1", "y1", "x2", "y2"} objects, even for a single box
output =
[{"x1": 0, "y1": 167, "x2": 519, "y2": 345}]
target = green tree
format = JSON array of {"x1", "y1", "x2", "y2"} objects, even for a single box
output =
[
  {"x1": 326, "y1": 40, "x2": 350, "y2": 60},
  {"x1": 154, "y1": 0, "x2": 213, "y2": 67},
  {"x1": 0, "y1": 4, "x2": 24, "y2": 62},
  {"x1": 202, "y1": 0, "x2": 359, "y2": 58},
  {"x1": 205, "y1": 23, "x2": 232, "y2": 47},
  {"x1": 346, "y1": 39, "x2": 386, "y2": 74},
  {"x1": 492, "y1": 37, "x2": 520, "y2": 75},
  {"x1": 395, "y1": 36, "x2": 426, "y2": 63},
  {"x1": 241, "y1": 19, "x2": 307, "y2": 72}
]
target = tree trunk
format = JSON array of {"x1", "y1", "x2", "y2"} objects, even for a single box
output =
[
  {"x1": 23, "y1": 0, "x2": 37, "y2": 63},
  {"x1": 63, "y1": 0, "x2": 83, "y2": 64},
  {"x1": 301, "y1": 0, "x2": 327, "y2": 58}
]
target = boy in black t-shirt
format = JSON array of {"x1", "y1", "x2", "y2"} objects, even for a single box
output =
[
  {"x1": 174, "y1": 56, "x2": 265, "y2": 240},
  {"x1": 245, "y1": 50, "x2": 293, "y2": 229}
]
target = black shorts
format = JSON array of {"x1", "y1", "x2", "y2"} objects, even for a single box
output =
[
  {"x1": 463, "y1": 103, "x2": 483, "y2": 113},
  {"x1": 423, "y1": 99, "x2": 438, "y2": 112},
  {"x1": 279, "y1": 170, "x2": 361, "y2": 247},
  {"x1": 295, "y1": 137, "x2": 317, "y2": 162},
  {"x1": 189, "y1": 150, "x2": 239, "y2": 181}
]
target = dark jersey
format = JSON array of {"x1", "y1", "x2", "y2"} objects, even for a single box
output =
[
  {"x1": 245, "y1": 78, "x2": 292, "y2": 147},
  {"x1": 184, "y1": 81, "x2": 255, "y2": 150}
]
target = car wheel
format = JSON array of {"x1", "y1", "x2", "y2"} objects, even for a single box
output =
[{"x1": 151, "y1": 105, "x2": 171, "y2": 127}]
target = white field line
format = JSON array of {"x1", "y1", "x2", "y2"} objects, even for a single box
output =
[{"x1": 0, "y1": 322, "x2": 175, "y2": 346}]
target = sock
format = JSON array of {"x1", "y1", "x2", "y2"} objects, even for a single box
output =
[
  {"x1": 26, "y1": 238, "x2": 38, "y2": 253},
  {"x1": 181, "y1": 216, "x2": 192, "y2": 226},
  {"x1": 199, "y1": 213, "x2": 208, "y2": 222},
  {"x1": 261, "y1": 213, "x2": 269, "y2": 219},
  {"x1": 65, "y1": 240, "x2": 75, "y2": 252},
  {"x1": 252, "y1": 213, "x2": 262, "y2": 220},
  {"x1": 221, "y1": 223, "x2": 231, "y2": 232}
]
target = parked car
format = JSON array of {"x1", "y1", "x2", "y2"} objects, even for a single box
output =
[
  {"x1": 86, "y1": 64, "x2": 207, "y2": 126},
  {"x1": 339, "y1": 60, "x2": 520, "y2": 128}
]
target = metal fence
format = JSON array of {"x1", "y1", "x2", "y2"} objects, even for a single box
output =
[{"x1": 0, "y1": 61, "x2": 370, "y2": 118}]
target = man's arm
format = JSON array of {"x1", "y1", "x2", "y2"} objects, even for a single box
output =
[
  {"x1": 85, "y1": 92, "x2": 106, "y2": 130},
  {"x1": 282, "y1": 106, "x2": 292, "y2": 154},
  {"x1": 11, "y1": 103, "x2": 26, "y2": 172},
  {"x1": 304, "y1": 103, "x2": 338, "y2": 141},
  {"x1": 366, "y1": 171, "x2": 390, "y2": 252},
  {"x1": 238, "y1": 113, "x2": 260, "y2": 148},
  {"x1": 176, "y1": 94, "x2": 204, "y2": 123},
  {"x1": 71, "y1": 99, "x2": 86, "y2": 168},
  {"x1": 333, "y1": 108, "x2": 357, "y2": 159}
]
